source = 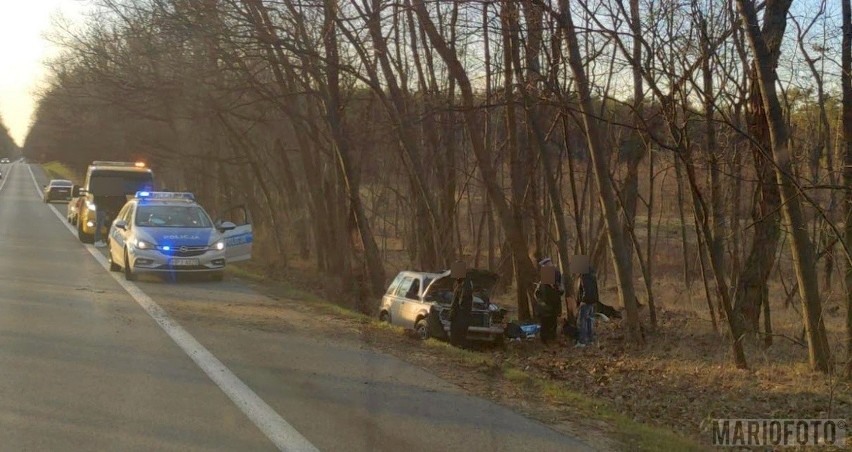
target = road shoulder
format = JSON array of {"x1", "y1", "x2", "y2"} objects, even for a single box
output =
[{"x1": 220, "y1": 267, "x2": 694, "y2": 451}]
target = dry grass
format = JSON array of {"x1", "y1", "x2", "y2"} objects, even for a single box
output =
[
  {"x1": 42, "y1": 161, "x2": 81, "y2": 184},
  {"x1": 233, "y1": 258, "x2": 850, "y2": 449},
  {"x1": 229, "y1": 262, "x2": 711, "y2": 449},
  {"x1": 496, "y1": 273, "x2": 851, "y2": 445},
  {"x1": 501, "y1": 308, "x2": 850, "y2": 442}
]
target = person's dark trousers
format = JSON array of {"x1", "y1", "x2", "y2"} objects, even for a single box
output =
[
  {"x1": 94, "y1": 209, "x2": 106, "y2": 243},
  {"x1": 540, "y1": 316, "x2": 557, "y2": 343},
  {"x1": 449, "y1": 314, "x2": 470, "y2": 348}
]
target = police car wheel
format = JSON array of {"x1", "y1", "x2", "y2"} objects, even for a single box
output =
[
  {"x1": 123, "y1": 249, "x2": 136, "y2": 281},
  {"x1": 108, "y1": 252, "x2": 121, "y2": 272},
  {"x1": 379, "y1": 311, "x2": 390, "y2": 323}
]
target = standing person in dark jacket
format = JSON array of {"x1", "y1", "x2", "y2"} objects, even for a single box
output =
[
  {"x1": 536, "y1": 265, "x2": 563, "y2": 343},
  {"x1": 449, "y1": 261, "x2": 473, "y2": 348}
]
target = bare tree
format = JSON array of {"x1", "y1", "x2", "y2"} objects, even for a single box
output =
[
  {"x1": 549, "y1": 0, "x2": 643, "y2": 344},
  {"x1": 841, "y1": 0, "x2": 852, "y2": 379},
  {"x1": 412, "y1": 0, "x2": 538, "y2": 319},
  {"x1": 736, "y1": 0, "x2": 832, "y2": 373}
]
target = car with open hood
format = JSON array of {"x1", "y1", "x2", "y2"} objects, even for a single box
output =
[{"x1": 379, "y1": 269, "x2": 506, "y2": 343}]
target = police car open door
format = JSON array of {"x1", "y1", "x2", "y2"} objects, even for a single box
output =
[{"x1": 222, "y1": 205, "x2": 253, "y2": 262}]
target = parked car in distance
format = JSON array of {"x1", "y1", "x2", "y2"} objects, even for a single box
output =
[
  {"x1": 0, "y1": 158, "x2": 9, "y2": 163},
  {"x1": 43, "y1": 179, "x2": 74, "y2": 203},
  {"x1": 379, "y1": 269, "x2": 506, "y2": 343}
]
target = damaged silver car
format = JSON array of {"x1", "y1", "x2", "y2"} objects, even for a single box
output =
[{"x1": 379, "y1": 269, "x2": 506, "y2": 343}]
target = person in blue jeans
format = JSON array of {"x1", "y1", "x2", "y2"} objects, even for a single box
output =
[
  {"x1": 575, "y1": 272, "x2": 598, "y2": 347},
  {"x1": 576, "y1": 300, "x2": 595, "y2": 346}
]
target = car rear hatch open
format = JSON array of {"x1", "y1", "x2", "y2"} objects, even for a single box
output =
[{"x1": 423, "y1": 269, "x2": 499, "y2": 307}]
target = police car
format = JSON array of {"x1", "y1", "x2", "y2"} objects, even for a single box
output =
[{"x1": 107, "y1": 191, "x2": 252, "y2": 281}]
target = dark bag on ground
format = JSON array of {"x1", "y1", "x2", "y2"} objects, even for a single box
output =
[
  {"x1": 505, "y1": 322, "x2": 524, "y2": 339},
  {"x1": 595, "y1": 300, "x2": 621, "y2": 319}
]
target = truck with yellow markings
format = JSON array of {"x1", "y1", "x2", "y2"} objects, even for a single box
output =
[{"x1": 73, "y1": 161, "x2": 154, "y2": 243}]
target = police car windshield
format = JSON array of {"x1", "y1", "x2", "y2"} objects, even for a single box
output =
[{"x1": 135, "y1": 205, "x2": 213, "y2": 228}]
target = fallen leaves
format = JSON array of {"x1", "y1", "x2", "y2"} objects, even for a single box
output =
[{"x1": 491, "y1": 307, "x2": 851, "y2": 443}]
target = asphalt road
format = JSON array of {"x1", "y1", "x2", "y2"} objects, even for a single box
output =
[{"x1": 0, "y1": 161, "x2": 592, "y2": 451}]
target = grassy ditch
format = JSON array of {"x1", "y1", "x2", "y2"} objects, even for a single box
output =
[
  {"x1": 41, "y1": 161, "x2": 81, "y2": 184},
  {"x1": 227, "y1": 262, "x2": 706, "y2": 451}
]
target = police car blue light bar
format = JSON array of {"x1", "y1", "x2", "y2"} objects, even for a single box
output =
[{"x1": 135, "y1": 191, "x2": 195, "y2": 200}]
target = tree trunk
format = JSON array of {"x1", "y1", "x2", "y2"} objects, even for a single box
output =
[
  {"x1": 554, "y1": 0, "x2": 642, "y2": 344},
  {"x1": 841, "y1": 0, "x2": 852, "y2": 379},
  {"x1": 359, "y1": 0, "x2": 443, "y2": 270},
  {"x1": 694, "y1": 210, "x2": 720, "y2": 333},
  {"x1": 730, "y1": 0, "x2": 790, "y2": 340},
  {"x1": 413, "y1": 0, "x2": 537, "y2": 319},
  {"x1": 793, "y1": 13, "x2": 837, "y2": 290},
  {"x1": 674, "y1": 157, "x2": 691, "y2": 289},
  {"x1": 733, "y1": 66, "x2": 781, "y2": 337},
  {"x1": 699, "y1": 12, "x2": 727, "y2": 283},
  {"x1": 674, "y1": 113, "x2": 745, "y2": 365},
  {"x1": 323, "y1": 0, "x2": 386, "y2": 295},
  {"x1": 500, "y1": 1, "x2": 535, "y2": 319},
  {"x1": 736, "y1": 0, "x2": 832, "y2": 373},
  {"x1": 510, "y1": 0, "x2": 573, "y2": 302}
]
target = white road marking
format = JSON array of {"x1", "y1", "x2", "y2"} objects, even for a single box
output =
[
  {"x1": 0, "y1": 163, "x2": 12, "y2": 193},
  {"x1": 26, "y1": 165, "x2": 318, "y2": 452}
]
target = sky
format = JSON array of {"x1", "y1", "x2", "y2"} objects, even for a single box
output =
[
  {"x1": 0, "y1": 0, "x2": 834, "y2": 148},
  {"x1": 0, "y1": 0, "x2": 86, "y2": 146}
]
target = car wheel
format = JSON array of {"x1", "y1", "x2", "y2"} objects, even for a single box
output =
[
  {"x1": 379, "y1": 311, "x2": 390, "y2": 323},
  {"x1": 210, "y1": 271, "x2": 224, "y2": 282},
  {"x1": 124, "y1": 249, "x2": 136, "y2": 281},
  {"x1": 414, "y1": 318, "x2": 430, "y2": 341},
  {"x1": 77, "y1": 219, "x2": 94, "y2": 244}
]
